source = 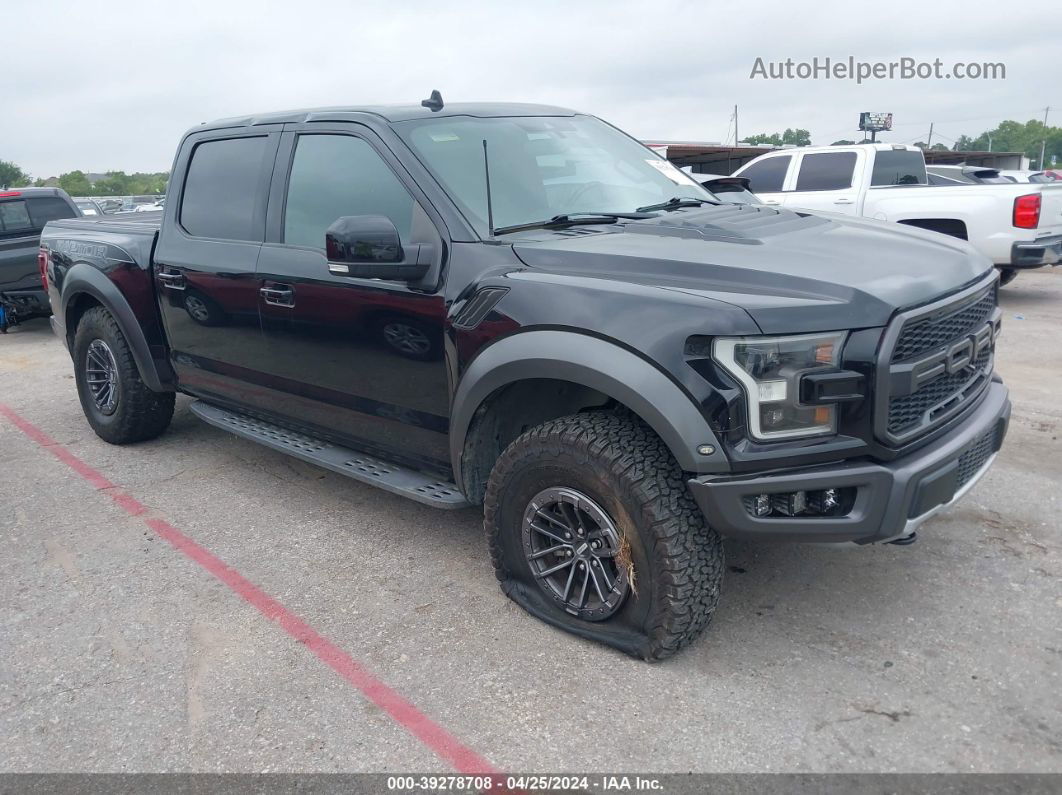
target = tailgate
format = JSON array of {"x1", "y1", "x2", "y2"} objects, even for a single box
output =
[{"x1": 1035, "y1": 184, "x2": 1062, "y2": 236}]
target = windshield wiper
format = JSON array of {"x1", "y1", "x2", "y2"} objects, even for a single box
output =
[
  {"x1": 492, "y1": 212, "x2": 652, "y2": 236},
  {"x1": 635, "y1": 197, "x2": 716, "y2": 213}
]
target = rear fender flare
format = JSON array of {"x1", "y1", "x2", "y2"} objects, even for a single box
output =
[
  {"x1": 450, "y1": 330, "x2": 727, "y2": 491},
  {"x1": 61, "y1": 263, "x2": 173, "y2": 392}
]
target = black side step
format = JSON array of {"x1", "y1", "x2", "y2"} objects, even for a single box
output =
[{"x1": 189, "y1": 401, "x2": 470, "y2": 510}]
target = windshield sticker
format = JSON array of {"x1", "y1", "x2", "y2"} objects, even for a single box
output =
[
  {"x1": 645, "y1": 159, "x2": 699, "y2": 185},
  {"x1": 429, "y1": 132, "x2": 460, "y2": 142}
]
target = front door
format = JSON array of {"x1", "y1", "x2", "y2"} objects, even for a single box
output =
[
  {"x1": 253, "y1": 128, "x2": 451, "y2": 470},
  {"x1": 735, "y1": 154, "x2": 792, "y2": 207},
  {"x1": 154, "y1": 129, "x2": 280, "y2": 405},
  {"x1": 785, "y1": 150, "x2": 862, "y2": 216}
]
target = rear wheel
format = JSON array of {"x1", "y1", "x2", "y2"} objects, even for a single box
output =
[
  {"x1": 73, "y1": 307, "x2": 175, "y2": 444},
  {"x1": 484, "y1": 412, "x2": 724, "y2": 661}
]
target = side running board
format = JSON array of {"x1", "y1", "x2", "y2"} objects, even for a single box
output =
[{"x1": 189, "y1": 401, "x2": 470, "y2": 509}]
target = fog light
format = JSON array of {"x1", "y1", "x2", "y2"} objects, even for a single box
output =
[
  {"x1": 772, "y1": 490, "x2": 807, "y2": 516},
  {"x1": 752, "y1": 493, "x2": 772, "y2": 517},
  {"x1": 807, "y1": 488, "x2": 841, "y2": 515}
]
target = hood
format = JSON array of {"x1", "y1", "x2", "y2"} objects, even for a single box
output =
[{"x1": 511, "y1": 203, "x2": 993, "y2": 333}]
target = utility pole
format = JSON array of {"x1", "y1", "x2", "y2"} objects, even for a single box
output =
[
  {"x1": 1039, "y1": 106, "x2": 1050, "y2": 169},
  {"x1": 927, "y1": 122, "x2": 934, "y2": 148},
  {"x1": 734, "y1": 105, "x2": 739, "y2": 145},
  {"x1": 988, "y1": 133, "x2": 993, "y2": 152}
]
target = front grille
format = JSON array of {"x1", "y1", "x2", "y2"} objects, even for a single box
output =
[
  {"x1": 887, "y1": 349, "x2": 991, "y2": 436},
  {"x1": 956, "y1": 427, "x2": 998, "y2": 488},
  {"x1": 891, "y1": 289, "x2": 995, "y2": 363},
  {"x1": 877, "y1": 281, "x2": 999, "y2": 446}
]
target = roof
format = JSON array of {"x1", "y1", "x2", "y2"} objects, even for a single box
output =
[
  {"x1": 0, "y1": 187, "x2": 65, "y2": 197},
  {"x1": 199, "y1": 102, "x2": 579, "y2": 132}
]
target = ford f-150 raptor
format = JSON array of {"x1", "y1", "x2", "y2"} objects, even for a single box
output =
[{"x1": 40, "y1": 96, "x2": 1010, "y2": 660}]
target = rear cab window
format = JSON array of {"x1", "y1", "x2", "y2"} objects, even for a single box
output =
[{"x1": 871, "y1": 150, "x2": 927, "y2": 186}]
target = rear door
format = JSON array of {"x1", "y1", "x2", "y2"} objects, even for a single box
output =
[
  {"x1": 734, "y1": 154, "x2": 792, "y2": 206},
  {"x1": 785, "y1": 150, "x2": 862, "y2": 215},
  {"x1": 153, "y1": 127, "x2": 281, "y2": 404}
]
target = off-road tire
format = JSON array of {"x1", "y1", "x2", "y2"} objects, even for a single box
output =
[
  {"x1": 484, "y1": 412, "x2": 724, "y2": 661},
  {"x1": 73, "y1": 306, "x2": 175, "y2": 444}
]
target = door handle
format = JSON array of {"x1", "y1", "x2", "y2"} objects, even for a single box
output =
[
  {"x1": 157, "y1": 271, "x2": 186, "y2": 290},
  {"x1": 260, "y1": 285, "x2": 295, "y2": 307},
  {"x1": 834, "y1": 198, "x2": 854, "y2": 205}
]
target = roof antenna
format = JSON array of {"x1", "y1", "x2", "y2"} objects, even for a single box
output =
[
  {"x1": 482, "y1": 139, "x2": 495, "y2": 238},
  {"x1": 421, "y1": 90, "x2": 444, "y2": 112}
]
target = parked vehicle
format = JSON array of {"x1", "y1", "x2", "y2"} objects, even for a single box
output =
[
  {"x1": 41, "y1": 100, "x2": 1010, "y2": 659},
  {"x1": 735, "y1": 143, "x2": 1062, "y2": 285},
  {"x1": 926, "y1": 165, "x2": 1014, "y2": 185},
  {"x1": 685, "y1": 172, "x2": 761, "y2": 204},
  {"x1": 0, "y1": 188, "x2": 80, "y2": 331},
  {"x1": 995, "y1": 170, "x2": 1057, "y2": 184},
  {"x1": 73, "y1": 197, "x2": 108, "y2": 216}
]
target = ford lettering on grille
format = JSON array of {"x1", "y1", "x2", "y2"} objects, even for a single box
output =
[{"x1": 876, "y1": 281, "x2": 1000, "y2": 446}]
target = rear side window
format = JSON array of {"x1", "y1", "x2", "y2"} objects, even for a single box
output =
[
  {"x1": 28, "y1": 196, "x2": 77, "y2": 226},
  {"x1": 0, "y1": 200, "x2": 32, "y2": 233},
  {"x1": 871, "y1": 150, "x2": 927, "y2": 185},
  {"x1": 740, "y1": 156, "x2": 791, "y2": 193},
  {"x1": 180, "y1": 136, "x2": 270, "y2": 240},
  {"x1": 283, "y1": 134, "x2": 414, "y2": 249},
  {"x1": 795, "y1": 152, "x2": 857, "y2": 191}
]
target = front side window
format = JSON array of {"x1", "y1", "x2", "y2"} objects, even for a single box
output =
[
  {"x1": 795, "y1": 152, "x2": 857, "y2": 191},
  {"x1": 180, "y1": 136, "x2": 270, "y2": 240},
  {"x1": 283, "y1": 135, "x2": 414, "y2": 249},
  {"x1": 739, "y1": 156, "x2": 791, "y2": 193},
  {"x1": 0, "y1": 200, "x2": 32, "y2": 233},
  {"x1": 397, "y1": 115, "x2": 712, "y2": 236}
]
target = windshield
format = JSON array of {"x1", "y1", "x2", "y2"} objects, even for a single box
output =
[{"x1": 397, "y1": 115, "x2": 713, "y2": 236}]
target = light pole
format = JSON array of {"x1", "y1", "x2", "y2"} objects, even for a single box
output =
[{"x1": 1039, "y1": 106, "x2": 1050, "y2": 169}]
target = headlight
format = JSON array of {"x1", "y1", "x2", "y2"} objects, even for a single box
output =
[{"x1": 713, "y1": 332, "x2": 847, "y2": 441}]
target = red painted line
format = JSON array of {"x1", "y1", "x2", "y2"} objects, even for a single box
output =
[{"x1": 0, "y1": 402, "x2": 502, "y2": 779}]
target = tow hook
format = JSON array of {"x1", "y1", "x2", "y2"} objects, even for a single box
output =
[{"x1": 887, "y1": 532, "x2": 918, "y2": 546}]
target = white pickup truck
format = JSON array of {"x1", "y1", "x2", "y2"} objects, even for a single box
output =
[{"x1": 733, "y1": 143, "x2": 1062, "y2": 284}]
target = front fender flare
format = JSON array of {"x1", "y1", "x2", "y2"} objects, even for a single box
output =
[
  {"x1": 450, "y1": 330, "x2": 728, "y2": 490},
  {"x1": 61, "y1": 263, "x2": 174, "y2": 392}
]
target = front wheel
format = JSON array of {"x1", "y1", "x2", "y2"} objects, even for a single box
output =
[
  {"x1": 73, "y1": 306, "x2": 175, "y2": 444},
  {"x1": 484, "y1": 413, "x2": 725, "y2": 661}
]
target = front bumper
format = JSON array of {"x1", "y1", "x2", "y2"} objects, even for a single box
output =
[
  {"x1": 687, "y1": 380, "x2": 1010, "y2": 544},
  {"x1": 1010, "y1": 234, "x2": 1062, "y2": 268}
]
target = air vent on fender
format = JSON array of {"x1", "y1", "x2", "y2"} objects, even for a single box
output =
[{"x1": 452, "y1": 287, "x2": 509, "y2": 329}]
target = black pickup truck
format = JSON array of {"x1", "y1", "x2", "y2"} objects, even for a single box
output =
[
  {"x1": 1, "y1": 187, "x2": 80, "y2": 331},
  {"x1": 40, "y1": 97, "x2": 1010, "y2": 660}
]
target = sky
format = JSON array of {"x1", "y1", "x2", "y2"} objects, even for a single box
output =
[{"x1": 4, "y1": 0, "x2": 1059, "y2": 178}]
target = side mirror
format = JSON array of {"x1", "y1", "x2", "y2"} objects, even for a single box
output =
[{"x1": 325, "y1": 215, "x2": 430, "y2": 281}]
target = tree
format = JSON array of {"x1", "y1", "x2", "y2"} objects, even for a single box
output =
[
  {"x1": 744, "y1": 129, "x2": 812, "y2": 147},
  {"x1": 744, "y1": 132, "x2": 783, "y2": 146},
  {"x1": 0, "y1": 160, "x2": 30, "y2": 189},
  {"x1": 59, "y1": 170, "x2": 92, "y2": 196},
  {"x1": 781, "y1": 128, "x2": 811, "y2": 146}
]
